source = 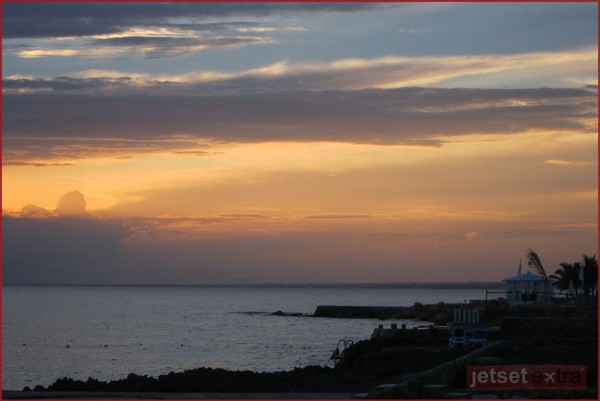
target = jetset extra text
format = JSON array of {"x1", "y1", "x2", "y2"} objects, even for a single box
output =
[{"x1": 467, "y1": 365, "x2": 586, "y2": 390}]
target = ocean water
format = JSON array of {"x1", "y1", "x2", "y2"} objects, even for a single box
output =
[{"x1": 2, "y1": 284, "x2": 502, "y2": 390}]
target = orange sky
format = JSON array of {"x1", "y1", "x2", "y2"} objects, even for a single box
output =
[{"x1": 2, "y1": 2, "x2": 597, "y2": 284}]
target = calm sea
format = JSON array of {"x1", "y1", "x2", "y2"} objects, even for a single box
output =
[{"x1": 2, "y1": 284, "x2": 502, "y2": 390}]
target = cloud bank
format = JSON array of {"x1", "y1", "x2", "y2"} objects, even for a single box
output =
[
  {"x1": 2, "y1": 2, "x2": 400, "y2": 60},
  {"x1": 5, "y1": 49, "x2": 597, "y2": 91},
  {"x1": 3, "y1": 2, "x2": 398, "y2": 39},
  {"x1": 3, "y1": 85, "x2": 596, "y2": 164},
  {"x1": 3, "y1": 216, "x2": 129, "y2": 284},
  {"x1": 3, "y1": 191, "x2": 130, "y2": 284}
]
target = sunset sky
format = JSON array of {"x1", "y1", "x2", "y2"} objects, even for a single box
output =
[{"x1": 2, "y1": 2, "x2": 598, "y2": 284}]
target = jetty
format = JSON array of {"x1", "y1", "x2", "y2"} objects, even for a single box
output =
[
  {"x1": 313, "y1": 305, "x2": 411, "y2": 319},
  {"x1": 312, "y1": 301, "x2": 492, "y2": 326}
]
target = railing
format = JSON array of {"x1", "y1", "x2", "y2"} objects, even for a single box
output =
[
  {"x1": 484, "y1": 289, "x2": 595, "y2": 308},
  {"x1": 330, "y1": 339, "x2": 354, "y2": 367},
  {"x1": 452, "y1": 307, "x2": 481, "y2": 324}
]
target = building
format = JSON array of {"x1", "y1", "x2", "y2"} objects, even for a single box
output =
[{"x1": 503, "y1": 270, "x2": 552, "y2": 306}]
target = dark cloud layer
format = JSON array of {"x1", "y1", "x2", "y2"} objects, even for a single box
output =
[
  {"x1": 2, "y1": 216, "x2": 130, "y2": 284},
  {"x1": 2, "y1": 76, "x2": 135, "y2": 92},
  {"x1": 3, "y1": 2, "x2": 398, "y2": 39},
  {"x1": 4, "y1": 213, "x2": 596, "y2": 284},
  {"x1": 2, "y1": 86, "x2": 596, "y2": 163}
]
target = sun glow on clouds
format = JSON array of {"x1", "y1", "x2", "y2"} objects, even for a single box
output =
[
  {"x1": 546, "y1": 159, "x2": 593, "y2": 166},
  {"x1": 2, "y1": 2, "x2": 597, "y2": 284},
  {"x1": 92, "y1": 27, "x2": 199, "y2": 40},
  {"x1": 4, "y1": 128, "x2": 596, "y2": 222},
  {"x1": 9, "y1": 47, "x2": 595, "y2": 91},
  {"x1": 18, "y1": 49, "x2": 80, "y2": 58},
  {"x1": 3, "y1": 141, "x2": 431, "y2": 213}
]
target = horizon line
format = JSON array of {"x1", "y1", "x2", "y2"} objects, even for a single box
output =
[{"x1": 2, "y1": 281, "x2": 506, "y2": 288}]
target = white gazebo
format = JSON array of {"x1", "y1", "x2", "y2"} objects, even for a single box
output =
[{"x1": 503, "y1": 271, "x2": 552, "y2": 306}]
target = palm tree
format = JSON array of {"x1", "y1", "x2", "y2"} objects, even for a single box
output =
[
  {"x1": 549, "y1": 255, "x2": 598, "y2": 297},
  {"x1": 526, "y1": 248, "x2": 548, "y2": 280},
  {"x1": 549, "y1": 262, "x2": 578, "y2": 294}
]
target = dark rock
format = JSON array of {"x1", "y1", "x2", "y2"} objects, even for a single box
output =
[{"x1": 270, "y1": 311, "x2": 308, "y2": 317}]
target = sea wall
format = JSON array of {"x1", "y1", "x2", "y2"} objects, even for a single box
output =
[
  {"x1": 313, "y1": 305, "x2": 410, "y2": 319},
  {"x1": 313, "y1": 303, "x2": 460, "y2": 324}
]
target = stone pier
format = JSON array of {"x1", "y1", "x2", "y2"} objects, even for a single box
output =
[{"x1": 313, "y1": 305, "x2": 411, "y2": 319}]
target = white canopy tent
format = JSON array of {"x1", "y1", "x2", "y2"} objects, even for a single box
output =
[{"x1": 503, "y1": 271, "x2": 551, "y2": 306}]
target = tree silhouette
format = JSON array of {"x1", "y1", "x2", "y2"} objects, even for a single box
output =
[
  {"x1": 549, "y1": 254, "x2": 598, "y2": 296},
  {"x1": 526, "y1": 248, "x2": 548, "y2": 280},
  {"x1": 549, "y1": 262, "x2": 578, "y2": 294}
]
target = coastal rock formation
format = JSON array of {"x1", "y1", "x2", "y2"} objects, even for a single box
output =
[
  {"x1": 27, "y1": 365, "x2": 389, "y2": 394},
  {"x1": 20, "y1": 304, "x2": 597, "y2": 399},
  {"x1": 24, "y1": 329, "x2": 465, "y2": 394}
]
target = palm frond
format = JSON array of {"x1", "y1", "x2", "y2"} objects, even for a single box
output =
[{"x1": 526, "y1": 248, "x2": 548, "y2": 280}]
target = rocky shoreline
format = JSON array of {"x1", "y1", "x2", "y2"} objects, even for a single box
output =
[
  {"x1": 21, "y1": 331, "x2": 469, "y2": 395},
  {"x1": 13, "y1": 304, "x2": 598, "y2": 399}
]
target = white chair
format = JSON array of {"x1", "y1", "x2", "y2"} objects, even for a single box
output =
[{"x1": 448, "y1": 326, "x2": 467, "y2": 348}]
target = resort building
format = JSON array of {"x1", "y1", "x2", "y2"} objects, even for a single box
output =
[{"x1": 503, "y1": 271, "x2": 552, "y2": 306}]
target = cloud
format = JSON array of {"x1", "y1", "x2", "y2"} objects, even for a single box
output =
[
  {"x1": 464, "y1": 231, "x2": 483, "y2": 241},
  {"x1": 3, "y1": 191, "x2": 132, "y2": 284},
  {"x1": 2, "y1": 215, "x2": 130, "y2": 284},
  {"x1": 10, "y1": 34, "x2": 276, "y2": 59},
  {"x1": 18, "y1": 191, "x2": 89, "y2": 219},
  {"x1": 2, "y1": 207, "x2": 596, "y2": 284},
  {"x1": 546, "y1": 159, "x2": 593, "y2": 166},
  {"x1": 20, "y1": 204, "x2": 53, "y2": 218},
  {"x1": 2, "y1": 85, "x2": 596, "y2": 165},
  {"x1": 87, "y1": 35, "x2": 273, "y2": 58},
  {"x1": 55, "y1": 191, "x2": 87, "y2": 216},
  {"x1": 396, "y1": 28, "x2": 433, "y2": 34},
  {"x1": 2, "y1": 76, "x2": 136, "y2": 92},
  {"x1": 171, "y1": 150, "x2": 222, "y2": 156},
  {"x1": 2, "y1": 2, "x2": 398, "y2": 39},
  {"x1": 305, "y1": 214, "x2": 375, "y2": 220},
  {"x1": 14, "y1": 191, "x2": 92, "y2": 219},
  {"x1": 2, "y1": 161, "x2": 76, "y2": 167},
  {"x1": 2, "y1": 3, "x2": 400, "y2": 60},
  {"x1": 5, "y1": 48, "x2": 597, "y2": 91},
  {"x1": 2, "y1": 136, "x2": 206, "y2": 165}
]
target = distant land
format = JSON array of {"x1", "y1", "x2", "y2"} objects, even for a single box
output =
[{"x1": 2, "y1": 281, "x2": 506, "y2": 289}]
